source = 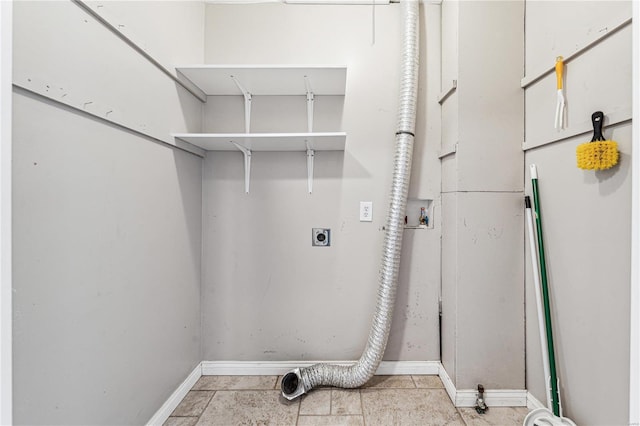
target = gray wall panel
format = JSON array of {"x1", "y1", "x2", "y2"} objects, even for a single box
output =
[
  {"x1": 201, "y1": 3, "x2": 442, "y2": 362},
  {"x1": 523, "y1": 1, "x2": 632, "y2": 423},
  {"x1": 13, "y1": 92, "x2": 202, "y2": 425},
  {"x1": 12, "y1": 1, "x2": 204, "y2": 424}
]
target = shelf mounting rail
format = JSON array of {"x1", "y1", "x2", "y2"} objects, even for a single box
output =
[{"x1": 305, "y1": 76, "x2": 315, "y2": 194}]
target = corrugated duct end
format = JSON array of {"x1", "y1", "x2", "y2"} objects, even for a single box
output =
[{"x1": 282, "y1": 0, "x2": 420, "y2": 401}]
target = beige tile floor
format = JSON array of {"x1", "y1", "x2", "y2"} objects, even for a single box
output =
[{"x1": 164, "y1": 375, "x2": 529, "y2": 426}]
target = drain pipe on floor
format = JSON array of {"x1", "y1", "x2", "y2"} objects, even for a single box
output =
[{"x1": 281, "y1": 0, "x2": 420, "y2": 400}]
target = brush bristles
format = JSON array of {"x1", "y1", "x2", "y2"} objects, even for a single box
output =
[{"x1": 576, "y1": 141, "x2": 619, "y2": 170}]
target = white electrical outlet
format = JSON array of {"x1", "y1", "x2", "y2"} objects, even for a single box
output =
[{"x1": 360, "y1": 201, "x2": 373, "y2": 222}]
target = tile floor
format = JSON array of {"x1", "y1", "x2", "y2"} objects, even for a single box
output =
[{"x1": 164, "y1": 375, "x2": 529, "y2": 426}]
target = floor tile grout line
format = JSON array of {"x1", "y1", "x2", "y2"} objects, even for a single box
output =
[
  {"x1": 295, "y1": 390, "x2": 302, "y2": 426},
  {"x1": 197, "y1": 390, "x2": 216, "y2": 424},
  {"x1": 329, "y1": 389, "x2": 333, "y2": 415},
  {"x1": 456, "y1": 407, "x2": 470, "y2": 426},
  {"x1": 192, "y1": 388, "x2": 279, "y2": 391},
  {"x1": 201, "y1": 391, "x2": 218, "y2": 424},
  {"x1": 296, "y1": 414, "x2": 365, "y2": 417},
  {"x1": 360, "y1": 388, "x2": 367, "y2": 426}
]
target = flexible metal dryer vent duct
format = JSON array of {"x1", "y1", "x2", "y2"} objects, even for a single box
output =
[{"x1": 281, "y1": 0, "x2": 419, "y2": 400}]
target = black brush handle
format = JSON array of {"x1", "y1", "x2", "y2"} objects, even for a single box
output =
[{"x1": 591, "y1": 111, "x2": 606, "y2": 142}]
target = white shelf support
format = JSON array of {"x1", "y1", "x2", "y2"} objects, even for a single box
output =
[
  {"x1": 232, "y1": 142, "x2": 252, "y2": 193},
  {"x1": 306, "y1": 141, "x2": 315, "y2": 194},
  {"x1": 231, "y1": 75, "x2": 252, "y2": 133},
  {"x1": 437, "y1": 79, "x2": 457, "y2": 104},
  {"x1": 305, "y1": 76, "x2": 314, "y2": 133}
]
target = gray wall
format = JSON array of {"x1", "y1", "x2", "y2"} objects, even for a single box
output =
[
  {"x1": 523, "y1": 2, "x2": 632, "y2": 424},
  {"x1": 440, "y1": 0, "x2": 525, "y2": 390},
  {"x1": 200, "y1": 3, "x2": 442, "y2": 362},
  {"x1": 12, "y1": 1, "x2": 204, "y2": 424}
]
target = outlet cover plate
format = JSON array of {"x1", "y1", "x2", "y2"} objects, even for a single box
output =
[
  {"x1": 360, "y1": 201, "x2": 373, "y2": 222},
  {"x1": 312, "y1": 228, "x2": 331, "y2": 247}
]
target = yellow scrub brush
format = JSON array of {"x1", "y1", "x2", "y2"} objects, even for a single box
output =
[{"x1": 576, "y1": 111, "x2": 619, "y2": 170}]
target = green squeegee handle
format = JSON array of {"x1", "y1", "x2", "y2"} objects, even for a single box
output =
[{"x1": 531, "y1": 165, "x2": 560, "y2": 417}]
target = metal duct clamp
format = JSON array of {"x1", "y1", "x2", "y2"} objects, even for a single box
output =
[{"x1": 281, "y1": 369, "x2": 306, "y2": 400}]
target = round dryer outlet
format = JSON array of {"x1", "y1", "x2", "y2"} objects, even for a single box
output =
[{"x1": 312, "y1": 228, "x2": 331, "y2": 247}]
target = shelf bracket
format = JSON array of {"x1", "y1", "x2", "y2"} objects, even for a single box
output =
[
  {"x1": 304, "y1": 76, "x2": 314, "y2": 132},
  {"x1": 306, "y1": 141, "x2": 314, "y2": 194},
  {"x1": 231, "y1": 142, "x2": 252, "y2": 194},
  {"x1": 231, "y1": 75, "x2": 252, "y2": 133}
]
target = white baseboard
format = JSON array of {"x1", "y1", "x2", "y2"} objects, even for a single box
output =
[
  {"x1": 201, "y1": 360, "x2": 440, "y2": 376},
  {"x1": 438, "y1": 363, "x2": 527, "y2": 407},
  {"x1": 454, "y1": 389, "x2": 527, "y2": 407},
  {"x1": 202, "y1": 360, "x2": 316, "y2": 376},
  {"x1": 377, "y1": 361, "x2": 440, "y2": 375},
  {"x1": 146, "y1": 363, "x2": 202, "y2": 426},
  {"x1": 438, "y1": 363, "x2": 458, "y2": 404},
  {"x1": 527, "y1": 392, "x2": 547, "y2": 410}
]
